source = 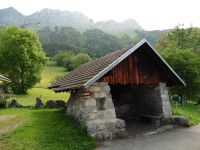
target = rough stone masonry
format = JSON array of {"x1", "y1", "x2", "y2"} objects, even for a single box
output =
[
  {"x1": 67, "y1": 82, "x2": 126, "y2": 140},
  {"x1": 66, "y1": 82, "x2": 172, "y2": 140}
]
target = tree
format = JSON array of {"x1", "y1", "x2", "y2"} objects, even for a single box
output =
[
  {"x1": 161, "y1": 49, "x2": 200, "y2": 101},
  {"x1": 155, "y1": 25, "x2": 200, "y2": 52},
  {"x1": 155, "y1": 25, "x2": 200, "y2": 101},
  {"x1": 0, "y1": 26, "x2": 46, "y2": 94},
  {"x1": 70, "y1": 53, "x2": 91, "y2": 70},
  {"x1": 81, "y1": 29, "x2": 122, "y2": 57}
]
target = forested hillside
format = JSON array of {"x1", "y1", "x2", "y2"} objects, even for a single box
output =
[{"x1": 38, "y1": 27, "x2": 135, "y2": 57}]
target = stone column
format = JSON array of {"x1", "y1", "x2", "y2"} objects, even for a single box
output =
[{"x1": 157, "y1": 82, "x2": 172, "y2": 118}]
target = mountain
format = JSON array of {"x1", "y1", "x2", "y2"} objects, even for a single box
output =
[
  {"x1": 0, "y1": 7, "x2": 25, "y2": 26},
  {"x1": 0, "y1": 7, "x2": 166, "y2": 46},
  {"x1": 24, "y1": 8, "x2": 94, "y2": 30},
  {"x1": 0, "y1": 7, "x2": 142, "y2": 33},
  {"x1": 95, "y1": 19, "x2": 142, "y2": 36}
]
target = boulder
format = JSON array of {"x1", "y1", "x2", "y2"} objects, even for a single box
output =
[
  {"x1": 45, "y1": 100, "x2": 65, "y2": 108},
  {"x1": 35, "y1": 96, "x2": 44, "y2": 108},
  {"x1": 172, "y1": 116, "x2": 190, "y2": 127},
  {"x1": 9, "y1": 98, "x2": 22, "y2": 108},
  {"x1": 55, "y1": 100, "x2": 66, "y2": 108}
]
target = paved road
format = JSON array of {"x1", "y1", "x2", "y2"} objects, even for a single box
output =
[{"x1": 97, "y1": 125, "x2": 200, "y2": 150}]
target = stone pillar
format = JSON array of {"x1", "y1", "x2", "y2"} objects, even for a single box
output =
[
  {"x1": 158, "y1": 82, "x2": 172, "y2": 119},
  {"x1": 66, "y1": 82, "x2": 126, "y2": 140}
]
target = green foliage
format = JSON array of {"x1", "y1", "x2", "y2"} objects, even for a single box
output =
[
  {"x1": 156, "y1": 25, "x2": 200, "y2": 51},
  {"x1": 0, "y1": 26, "x2": 46, "y2": 94},
  {"x1": 70, "y1": 53, "x2": 92, "y2": 70},
  {"x1": 82, "y1": 29, "x2": 122, "y2": 57},
  {"x1": 50, "y1": 75, "x2": 65, "y2": 85},
  {"x1": 119, "y1": 34, "x2": 135, "y2": 46},
  {"x1": 156, "y1": 25, "x2": 200, "y2": 100},
  {"x1": 39, "y1": 27, "x2": 81, "y2": 56},
  {"x1": 38, "y1": 27, "x2": 136, "y2": 58},
  {"x1": 0, "y1": 109, "x2": 97, "y2": 150},
  {"x1": 135, "y1": 29, "x2": 165, "y2": 44},
  {"x1": 9, "y1": 60, "x2": 68, "y2": 106},
  {"x1": 52, "y1": 51, "x2": 73, "y2": 67},
  {"x1": 52, "y1": 51, "x2": 91, "y2": 71},
  {"x1": 0, "y1": 93, "x2": 9, "y2": 108},
  {"x1": 162, "y1": 49, "x2": 200, "y2": 100}
]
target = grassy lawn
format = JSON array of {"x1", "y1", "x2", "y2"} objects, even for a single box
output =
[
  {"x1": 0, "y1": 109, "x2": 96, "y2": 150},
  {"x1": 8, "y1": 60, "x2": 69, "y2": 106},
  {"x1": 0, "y1": 60, "x2": 96, "y2": 150},
  {"x1": 172, "y1": 101, "x2": 200, "y2": 125},
  {"x1": 35, "y1": 60, "x2": 66, "y2": 88},
  {"x1": 8, "y1": 88, "x2": 69, "y2": 106}
]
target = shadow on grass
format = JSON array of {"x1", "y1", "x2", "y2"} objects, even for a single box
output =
[{"x1": 2, "y1": 109, "x2": 96, "y2": 150}]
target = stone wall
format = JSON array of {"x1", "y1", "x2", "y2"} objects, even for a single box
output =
[
  {"x1": 67, "y1": 82, "x2": 126, "y2": 140},
  {"x1": 66, "y1": 82, "x2": 172, "y2": 140}
]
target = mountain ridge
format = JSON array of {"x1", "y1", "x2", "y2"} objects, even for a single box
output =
[{"x1": 0, "y1": 7, "x2": 143, "y2": 33}]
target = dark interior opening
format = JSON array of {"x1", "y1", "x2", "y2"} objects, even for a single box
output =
[
  {"x1": 110, "y1": 84, "x2": 163, "y2": 134},
  {"x1": 96, "y1": 98, "x2": 106, "y2": 111}
]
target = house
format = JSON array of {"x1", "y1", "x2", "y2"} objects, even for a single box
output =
[{"x1": 49, "y1": 39, "x2": 185, "y2": 140}]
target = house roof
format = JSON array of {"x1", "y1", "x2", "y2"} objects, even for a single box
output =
[
  {"x1": 0, "y1": 75, "x2": 11, "y2": 82},
  {"x1": 49, "y1": 39, "x2": 186, "y2": 92}
]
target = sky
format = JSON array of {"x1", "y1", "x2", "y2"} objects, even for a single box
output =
[{"x1": 1, "y1": 0, "x2": 200, "y2": 30}]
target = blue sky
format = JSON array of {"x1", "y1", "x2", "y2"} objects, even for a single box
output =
[{"x1": 1, "y1": 0, "x2": 200, "y2": 30}]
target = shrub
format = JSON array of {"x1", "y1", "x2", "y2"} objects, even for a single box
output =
[
  {"x1": 69, "y1": 53, "x2": 91, "y2": 70},
  {"x1": 0, "y1": 92, "x2": 9, "y2": 108}
]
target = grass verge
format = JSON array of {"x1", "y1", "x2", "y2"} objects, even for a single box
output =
[
  {"x1": 0, "y1": 109, "x2": 96, "y2": 150},
  {"x1": 172, "y1": 101, "x2": 200, "y2": 125}
]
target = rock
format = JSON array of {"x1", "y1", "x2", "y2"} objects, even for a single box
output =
[
  {"x1": 45, "y1": 100, "x2": 65, "y2": 108},
  {"x1": 9, "y1": 98, "x2": 22, "y2": 108},
  {"x1": 172, "y1": 116, "x2": 190, "y2": 127},
  {"x1": 35, "y1": 96, "x2": 44, "y2": 108},
  {"x1": 22, "y1": 105, "x2": 32, "y2": 109},
  {"x1": 56, "y1": 100, "x2": 66, "y2": 108}
]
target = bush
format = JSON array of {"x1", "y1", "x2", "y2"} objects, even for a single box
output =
[
  {"x1": 52, "y1": 51, "x2": 72, "y2": 66},
  {"x1": 69, "y1": 53, "x2": 91, "y2": 70},
  {"x1": 0, "y1": 93, "x2": 9, "y2": 108}
]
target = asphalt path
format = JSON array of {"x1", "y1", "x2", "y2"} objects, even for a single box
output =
[{"x1": 97, "y1": 125, "x2": 200, "y2": 150}]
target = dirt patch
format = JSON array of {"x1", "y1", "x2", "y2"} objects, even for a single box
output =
[
  {"x1": 0, "y1": 115, "x2": 17, "y2": 122},
  {"x1": 0, "y1": 119, "x2": 26, "y2": 134},
  {"x1": 0, "y1": 114, "x2": 27, "y2": 135}
]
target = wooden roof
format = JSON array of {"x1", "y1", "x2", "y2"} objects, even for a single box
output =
[{"x1": 49, "y1": 39, "x2": 185, "y2": 92}]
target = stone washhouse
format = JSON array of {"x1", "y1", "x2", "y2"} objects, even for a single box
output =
[{"x1": 49, "y1": 39, "x2": 185, "y2": 140}]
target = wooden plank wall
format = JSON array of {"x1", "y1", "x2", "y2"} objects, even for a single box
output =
[{"x1": 99, "y1": 51, "x2": 161, "y2": 85}]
